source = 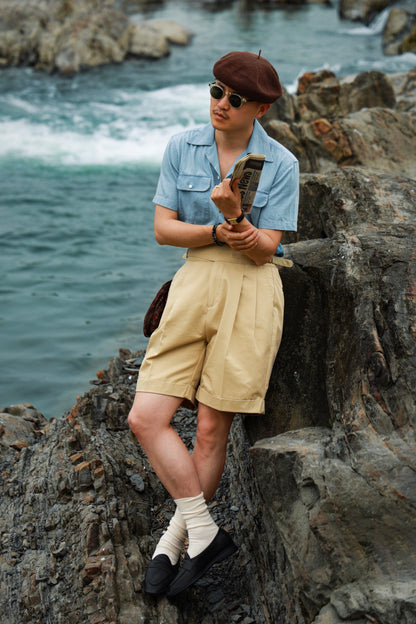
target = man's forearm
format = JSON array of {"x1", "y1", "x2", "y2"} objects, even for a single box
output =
[{"x1": 155, "y1": 218, "x2": 213, "y2": 248}]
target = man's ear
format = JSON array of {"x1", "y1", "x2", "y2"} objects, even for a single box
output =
[{"x1": 255, "y1": 103, "x2": 271, "y2": 119}]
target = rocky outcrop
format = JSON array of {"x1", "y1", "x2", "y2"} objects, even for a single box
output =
[
  {"x1": 247, "y1": 167, "x2": 416, "y2": 623},
  {"x1": 383, "y1": 7, "x2": 416, "y2": 56},
  {"x1": 0, "y1": 0, "x2": 192, "y2": 73},
  {"x1": 245, "y1": 67, "x2": 416, "y2": 623},
  {"x1": 0, "y1": 357, "x2": 270, "y2": 624},
  {"x1": 261, "y1": 68, "x2": 416, "y2": 175}
]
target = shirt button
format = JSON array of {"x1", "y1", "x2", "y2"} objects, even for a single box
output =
[{"x1": 189, "y1": 184, "x2": 193, "y2": 188}]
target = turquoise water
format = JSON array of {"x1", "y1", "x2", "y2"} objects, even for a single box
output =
[{"x1": 1, "y1": 1, "x2": 415, "y2": 418}]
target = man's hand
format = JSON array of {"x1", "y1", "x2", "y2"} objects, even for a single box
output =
[
  {"x1": 210, "y1": 177, "x2": 242, "y2": 219},
  {"x1": 216, "y1": 221, "x2": 260, "y2": 251}
]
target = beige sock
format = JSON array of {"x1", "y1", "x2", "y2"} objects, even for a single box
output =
[
  {"x1": 152, "y1": 507, "x2": 187, "y2": 566},
  {"x1": 174, "y1": 492, "x2": 219, "y2": 559}
]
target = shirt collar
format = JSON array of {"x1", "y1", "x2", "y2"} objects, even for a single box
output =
[
  {"x1": 186, "y1": 120, "x2": 273, "y2": 163},
  {"x1": 246, "y1": 120, "x2": 273, "y2": 162}
]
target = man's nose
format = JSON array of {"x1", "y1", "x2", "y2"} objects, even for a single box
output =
[{"x1": 217, "y1": 93, "x2": 230, "y2": 109}]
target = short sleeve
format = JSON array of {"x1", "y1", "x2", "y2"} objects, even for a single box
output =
[
  {"x1": 254, "y1": 159, "x2": 299, "y2": 231},
  {"x1": 152, "y1": 136, "x2": 181, "y2": 211}
]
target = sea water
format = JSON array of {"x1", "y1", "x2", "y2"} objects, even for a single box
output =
[{"x1": 1, "y1": 1, "x2": 415, "y2": 418}]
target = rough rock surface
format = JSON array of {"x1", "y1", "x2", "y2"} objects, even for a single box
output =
[
  {"x1": 262, "y1": 68, "x2": 416, "y2": 176},
  {"x1": 0, "y1": 356, "x2": 271, "y2": 624},
  {"x1": 0, "y1": 64, "x2": 415, "y2": 623},
  {"x1": 0, "y1": 0, "x2": 193, "y2": 73},
  {"x1": 383, "y1": 7, "x2": 416, "y2": 56},
  {"x1": 248, "y1": 67, "x2": 416, "y2": 623},
  {"x1": 248, "y1": 167, "x2": 416, "y2": 623}
]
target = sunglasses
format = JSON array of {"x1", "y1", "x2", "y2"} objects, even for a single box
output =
[{"x1": 209, "y1": 82, "x2": 251, "y2": 109}]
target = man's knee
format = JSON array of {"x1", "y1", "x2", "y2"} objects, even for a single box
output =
[
  {"x1": 196, "y1": 409, "x2": 232, "y2": 454},
  {"x1": 128, "y1": 400, "x2": 152, "y2": 441}
]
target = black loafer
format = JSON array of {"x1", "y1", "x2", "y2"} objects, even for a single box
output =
[
  {"x1": 143, "y1": 554, "x2": 180, "y2": 597},
  {"x1": 166, "y1": 528, "x2": 237, "y2": 598}
]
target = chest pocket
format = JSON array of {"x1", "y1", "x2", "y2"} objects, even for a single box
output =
[
  {"x1": 248, "y1": 190, "x2": 269, "y2": 228},
  {"x1": 253, "y1": 190, "x2": 268, "y2": 208},
  {"x1": 177, "y1": 174, "x2": 213, "y2": 224}
]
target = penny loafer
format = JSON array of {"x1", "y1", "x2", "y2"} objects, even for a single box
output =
[
  {"x1": 166, "y1": 528, "x2": 237, "y2": 598},
  {"x1": 143, "y1": 554, "x2": 180, "y2": 597}
]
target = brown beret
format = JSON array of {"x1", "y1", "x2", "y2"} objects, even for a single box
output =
[{"x1": 213, "y1": 51, "x2": 282, "y2": 103}]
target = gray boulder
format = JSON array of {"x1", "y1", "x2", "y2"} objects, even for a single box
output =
[
  {"x1": 246, "y1": 163, "x2": 416, "y2": 623},
  {"x1": 243, "y1": 67, "x2": 416, "y2": 623},
  {"x1": 383, "y1": 7, "x2": 416, "y2": 56},
  {"x1": 0, "y1": 0, "x2": 192, "y2": 73}
]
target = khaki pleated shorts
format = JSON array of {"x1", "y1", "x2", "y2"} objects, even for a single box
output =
[{"x1": 136, "y1": 245, "x2": 284, "y2": 414}]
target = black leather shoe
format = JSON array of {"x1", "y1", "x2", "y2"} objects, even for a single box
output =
[
  {"x1": 143, "y1": 554, "x2": 180, "y2": 597},
  {"x1": 166, "y1": 528, "x2": 237, "y2": 598}
]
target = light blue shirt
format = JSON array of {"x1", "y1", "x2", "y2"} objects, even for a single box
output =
[{"x1": 153, "y1": 120, "x2": 299, "y2": 252}]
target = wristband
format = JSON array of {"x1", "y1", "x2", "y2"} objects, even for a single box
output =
[
  {"x1": 224, "y1": 209, "x2": 245, "y2": 225},
  {"x1": 212, "y1": 223, "x2": 226, "y2": 246}
]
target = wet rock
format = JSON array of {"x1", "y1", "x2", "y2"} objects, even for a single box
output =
[
  {"x1": 140, "y1": 19, "x2": 193, "y2": 45},
  {"x1": 383, "y1": 7, "x2": 416, "y2": 56}
]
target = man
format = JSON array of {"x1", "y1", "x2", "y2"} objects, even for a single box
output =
[{"x1": 128, "y1": 50, "x2": 299, "y2": 598}]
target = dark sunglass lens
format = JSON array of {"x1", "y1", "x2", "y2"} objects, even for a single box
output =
[
  {"x1": 210, "y1": 85, "x2": 224, "y2": 100},
  {"x1": 229, "y1": 94, "x2": 243, "y2": 108}
]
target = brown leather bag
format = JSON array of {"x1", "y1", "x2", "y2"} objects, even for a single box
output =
[{"x1": 143, "y1": 280, "x2": 172, "y2": 337}]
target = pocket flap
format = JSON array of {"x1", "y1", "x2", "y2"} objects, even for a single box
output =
[
  {"x1": 177, "y1": 175, "x2": 211, "y2": 192},
  {"x1": 253, "y1": 190, "x2": 268, "y2": 207}
]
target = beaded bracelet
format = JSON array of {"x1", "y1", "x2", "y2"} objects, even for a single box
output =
[{"x1": 212, "y1": 223, "x2": 226, "y2": 246}]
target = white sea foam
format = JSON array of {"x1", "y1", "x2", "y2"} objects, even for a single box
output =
[
  {"x1": 0, "y1": 118, "x2": 196, "y2": 165},
  {"x1": 0, "y1": 83, "x2": 209, "y2": 166},
  {"x1": 340, "y1": 7, "x2": 391, "y2": 36}
]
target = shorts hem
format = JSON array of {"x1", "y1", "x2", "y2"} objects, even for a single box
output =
[
  {"x1": 136, "y1": 379, "x2": 197, "y2": 407},
  {"x1": 196, "y1": 387, "x2": 265, "y2": 415}
]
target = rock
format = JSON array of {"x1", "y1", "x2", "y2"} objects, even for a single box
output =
[
  {"x1": 0, "y1": 0, "x2": 192, "y2": 73},
  {"x1": 262, "y1": 69, "x2": 416, "y2": 176},
  {"x1": 245, "y1": 163, "x2": 416, "y2": 623},
  {"x1": 383, "y1": 8, "x2": 416, "y2": 56},
  {"x1": 242, "y1": 0, "x2": 332, "y2": 6},
  {"x1": 295, "y1": 69, "x2": 396, "y2": 120},
  {"x1": 338, "y1": 0, "x2": 395, "y2": 25},
  {"x1": 128, "y1": 22, "x2": 170, "y2": 59},
  {"x1": 54, "y1": 8, "x2": 132, "y2": 74},
  {"x1": 389, "y1": 67, "x2": 416, "y2": 118},
  {"x1": 0, "y1": 351, "x2": 267, "y2": 624},
  {"x1": 0, "y1": 403, "x2": 47, "y2": 468},
  {"x1": 242, "y1": 66, "x2": 416, "y2": 623},
  {"x1": 143, "y1": 19, "x2": 193, "y2": 46}
]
